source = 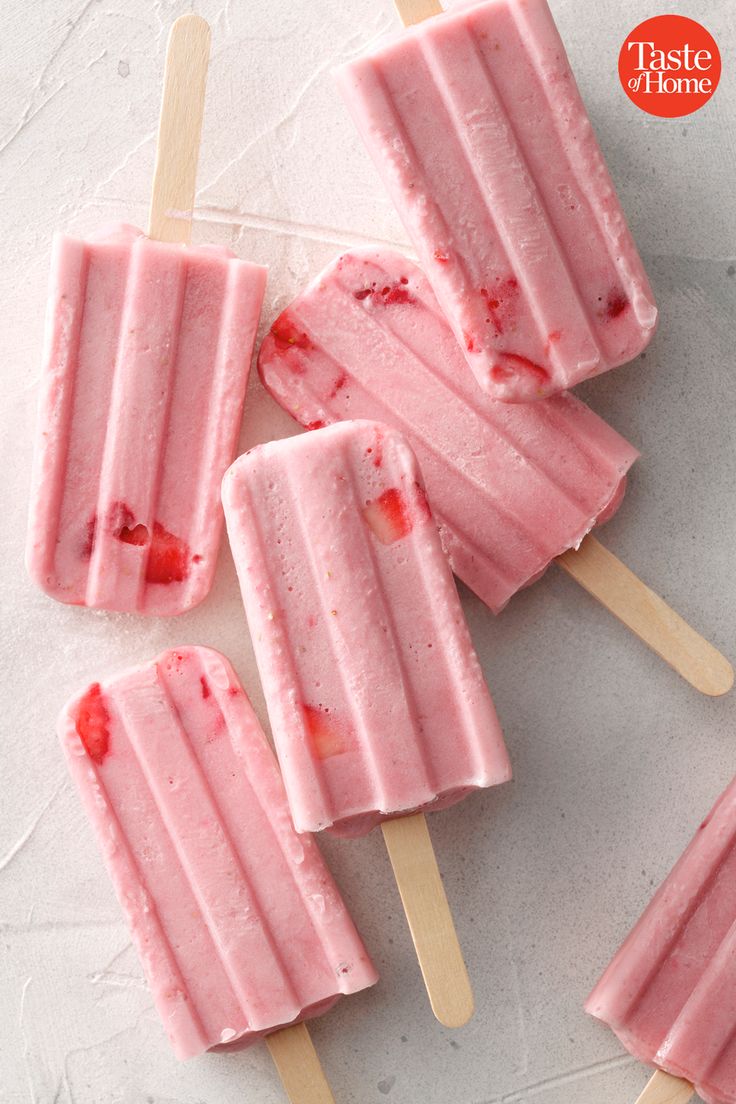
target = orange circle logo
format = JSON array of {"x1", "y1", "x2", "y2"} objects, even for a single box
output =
[{"x1": 619, "y1": 15, "x2": 721, "y2": 117}]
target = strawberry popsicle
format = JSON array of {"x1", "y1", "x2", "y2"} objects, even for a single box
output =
[
  {"x1": 61, "y1": 646, "x2": 377, "y2": 1082},
  {"x1": 586, "y1": 778, "x2": 736, "y2": 1104},
  {"x1": 222, "y1": 420, "x2": 510, "y2": 837},
  {"x1": 257, "y1": 249, "x2": 733, "y2": 698},
  {"x1": 259, "y1": 248, "x2": 636, "y2": 616},
  {"x1": 223, "y1": 420, "x2": 511, "y2": 1026},
  {"x1": 27, "y1": 225, "x2": 266, "y2": 614},
  {"x1": 26, "y1": 16, "x2": 267, "y2": 615},
  {"x1": 336, "y1": 0, "x2": 657, "y2": 402}
]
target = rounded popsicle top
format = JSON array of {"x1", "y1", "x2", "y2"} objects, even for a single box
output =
[
  {"x1": 26, "y1": 226, "x2": 266, "y2": 615},
  {"x1": 257, "y1": 247, "x2": 639, "y2": 615},
  {"x1": 85, "y1": 221, "x2": 264, "y2": 264},
  {"x1": 336, "y1": 0, "x2": 658, "y2": 402},
  {"x1": 59, "y1": 644, "x2": 378, "y2": 1060},
  {"x1": 222, "y1": 421, "x2": 510, "y2": 837}
]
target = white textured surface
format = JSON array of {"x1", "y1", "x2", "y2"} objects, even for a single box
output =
[{"x1": 1, "y1": 1, "x2": 734, "y2": 1102}]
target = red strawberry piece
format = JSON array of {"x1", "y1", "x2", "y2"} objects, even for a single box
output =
[
  {"x1": 200, "y1": 676, "x2": 210, "y2": 700},
  {"x1": 381, "y1": 283, "x2": 413, "y2": 305},
  {"x1": 353, "y1": 288, "x2": 372, "y2": 300},
  {"x1": 303, "y1": 705, "x2": 350, "y2": 760},
  {"x1": 434, "y1": 249, "x2": 449, "y2": 263},
  {"x1": 145, "y1": 522, "x2": 189, "y2": 585},
  {"x1": 363, "y1": 487, "x2": 414, "y2": 545},
  {"x1": 328, "y1": 372, "x2": 347, "y2": 399},
  {"x1": 604, "y1": 290, "x2": 629, "y2": 320},
  {"x1": 491, "y1": 353, "x2": 550, "y2": 386},
  {"x1": 306, "y1": 420, "x2": 326, "y2": 431},
  {"x1": 270, "y1": 313, "x2": 311, "y2": 353},
  {"x1": 118, "y1": 522, "x2": 148, "y2": 546},
  {"x1": 81, "y1": 514, "x2": 97, "y2": 559},
  {"x1": 75, "y1": 683, "x2": 111, "y2": 764}
]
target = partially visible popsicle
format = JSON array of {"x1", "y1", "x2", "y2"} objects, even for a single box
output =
[
  {"x1": 336, "y1": 0, "x2": 657, "y2": 402},
  {"x1": 257, "y1": 248, "x2": 733, "y2": 697},
  {"x1": 61, "y1": 645, "x2": 377, "y2": 1099},
  {"x1": 586, "y1": 777, "x2": 736, "y2": 1104},
  {"x1": 26, "y1": 16, "x2": 266, "y2": 614},
  {"x1": 223, "y1": 420, "x2": 511, "y2": 1026}
]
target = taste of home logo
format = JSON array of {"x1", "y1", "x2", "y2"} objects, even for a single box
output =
[{"x1": 619, "y1": 15, "x2": 721, "y2": 118}]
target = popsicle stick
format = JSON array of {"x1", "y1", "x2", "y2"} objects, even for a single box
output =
[
  {"x1": 394, "y1": 0, "x2": 443, "y2": 26},
  {"x1": 556, "y1": 535, "x2": 733, "y2": 697},
  {"x1": 635, "y1": 1070, "x2": 694, "y2": 1104},
  {"x1": 381, "y1": 812, "x2": 474, "y2": 1028},
  {"x1": 148, "y1": 14, "x2": 211, "y2": 244},
  {"x1": 266, "y1": 1022, "x2": 336, "y2": 1104}
]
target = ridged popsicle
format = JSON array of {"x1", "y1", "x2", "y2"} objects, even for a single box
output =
[
  {"x1": 587, "y1": 777, "x2": 736, "y2": 1104},
  {"x1": 258, "y1": 248, "x2": 638, "y2": 614},
  {"x1": 222, "y1": 420, "x2": 511, "y2": 836},
  {"x1": 27, "y1": 224, "x2": 266, "y2": 615},
  {"x1": 336, "y1": 0, "x2": 657, "y2": 402},
  {"x1": 60, "y1": 645, "x2": 377, "y2": 1060}
]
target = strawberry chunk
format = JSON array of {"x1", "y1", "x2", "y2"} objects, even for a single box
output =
[
  {"x1": 145, "y1": 522, "x2": 189, "y2": 585},
  {"x1": 328, "y1": 371, "x2": 347, "y2": 399},
  {"x1": 491, "y1": 353, "x2": 550, "y2": 386},
  {"x1": 604, "y1": 290, "x2": 629, "y2": 320},
  {"x1": 353, "y1": 280, "x2": 414, "y2": 307},
  {"x1": 303, "y1": 705, "x2": 350, "y2": 759},
  {"x1": 81, "y1": 514, "x2": 97, "y2": 559},
  {"x1": 363, "y1": 487, "x2": 414, "y2": 545},
  {"x1": 75, "y1": 684, "x2": 111, "y2": 764},
  {"x1": 118, "y1": 522, "x2": 148, "y2": 546},
  {"x1": 270, "y1": 313, "x2": 311, "y2": 353}
]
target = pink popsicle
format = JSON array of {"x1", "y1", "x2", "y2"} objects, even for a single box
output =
[
  {"x1": 222, "y1": 420, "x2": 511, "y2": 838},
  {"x1": 27, "y1": 224, "x2": 266, "y2": 614},
  {"x1": 336, "y1": 0, "x2": 657, "y2": 402},
  {"x1": 258, "y1": 248, "x2": 637, "y2": 615},
  {"x1": 60, "y1": 645, "x2": 377, "y2": 1062},
  {"x1": 586, "y1": 777, "x2": 736, "y2": 1104}
]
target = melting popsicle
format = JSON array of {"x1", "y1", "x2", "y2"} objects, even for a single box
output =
[
  {"x1": 61, "y1": 645, "x2": 377, "y2": 1099},
  {"x1": 335, "y1": 0, "x2": 657, "y2": 402},
  {"x1": 222, "y1": 420, "x2": 511, "y2": 1027},
  {"x1": 586, "y1": 777, "x2": 736, "y2": 1104},
  {"x1": 26, "y1": 16, "x2": 266, "y2": 614},
  {"x1": 257, "y1": 248, "x2": 732, "y2": 698}
]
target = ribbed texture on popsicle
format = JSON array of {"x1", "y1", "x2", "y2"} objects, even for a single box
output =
[
  {"x1": 336, "y1": 0, "x2": 657, "y2": 402},
  {"x1": 587, "y1": 778, "x2": 736, "y2": 1104},
  {"x1": 59, "y1": 646, "x2": 377, "y2": 1060},
  {"x1": 258, "y1": 249, "x2": 638, "y2": 614},
  {"x1": 223, "y1": 421, "x2": 511, "y2": 837},
  {"x1": 27, "y1": 225, "x2": 267, "y2": 615}
]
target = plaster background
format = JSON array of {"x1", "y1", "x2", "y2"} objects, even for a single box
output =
[{"x1": 1, "y1": 1, "x2": 734, "y2": 1101}]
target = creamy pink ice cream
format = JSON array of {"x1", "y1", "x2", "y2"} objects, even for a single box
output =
[
  {"x1": 587, "y1": 777, "x2": 736, "y2": 1104},
  {"x1": 27, "y1": 225, "x2": 267, "y2": 614},
  {"x1": 257, "y1": 249, "x2": 638, "y2": 614},
  {"x1": 222, "y1": 420, "x2": 511, "y2": 837},
  {"x1": 336, "y1": 0, "x2": 657, "y2": 402},
  {"x1": 60, "y1": 645, "x2": 377, "y2": 1060}
]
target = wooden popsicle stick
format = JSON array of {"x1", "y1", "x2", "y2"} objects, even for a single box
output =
[
  {"x1": 148, "y1": 14, "x2": 211, "y2": 244},
  {"x1": 381, "y1": 812, "x2": 474, "y2": 1028},
  {"x1": 556, "y1": 535, "x2": 734, "y2": 697},
  {"x1": 394, "y1": 0, "x2": 443, "y2": 27},
  {"x1": 635, "y1": 1069, "x2": 694, "y2": 1104},
  {"x1": 266, "y1": 1022, "x2": 336, "y2": 1104}
]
